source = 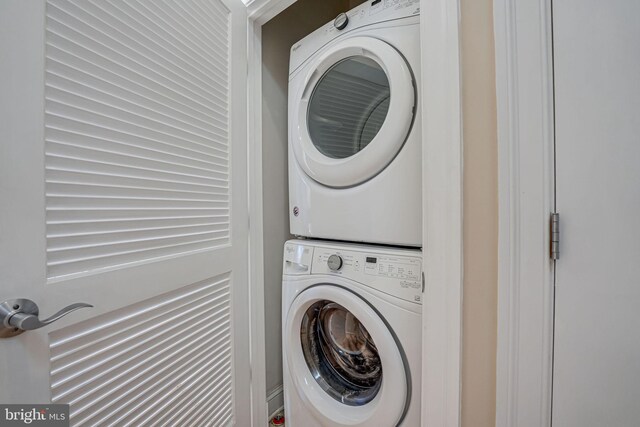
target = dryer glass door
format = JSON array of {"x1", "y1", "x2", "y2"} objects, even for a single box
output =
[
  {"x1": 307, "y1": 57, "x2": 390, "y2": 160},
  {"x1": 292, "y1": 36, "x2": 415, "y2": 188}
]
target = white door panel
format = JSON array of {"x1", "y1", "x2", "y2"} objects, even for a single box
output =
[
  {"x1": 553, "y1": 1, "x2": 640, "y2": 426},
  {"x1": 0, "y1": 0, "x2": 249, "y2": 425}
]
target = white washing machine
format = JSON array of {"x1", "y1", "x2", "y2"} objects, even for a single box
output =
[
  {"x1": 282, "y1": 240, "x2": 422, "y2": 426},
  {"x1": 288, "y1": 0, "x2": 422, "y2": 247}
]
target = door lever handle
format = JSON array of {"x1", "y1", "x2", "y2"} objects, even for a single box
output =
[{"x1": 0, "y1": 298, "x2": 93, "y2": 338}]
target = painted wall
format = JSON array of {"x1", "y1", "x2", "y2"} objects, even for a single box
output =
[
  {"x1": 261, "y1": 0, "x2": 355, "y2": 407},
  {"x1": 460, "y1": 0, "x2": 498, "y2": 426}
]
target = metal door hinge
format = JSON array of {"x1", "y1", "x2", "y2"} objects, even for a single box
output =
[
  {"x1": 550, "y1": 212, "x2": 560, "y2": 260},
  {"x1": 421, "y1": 272, "x2": 425, "y2": 293}
]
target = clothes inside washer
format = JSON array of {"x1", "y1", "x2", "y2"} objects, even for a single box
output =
[{"x1": 300, "y1": 300, "x2": 382, "y2": 406}]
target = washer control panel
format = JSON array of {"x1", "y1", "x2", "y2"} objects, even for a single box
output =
[
  {"x1": 311, "y1": 245, "x2": 422, "y2": 304},
  {"x1": 363, "y1": 256, "x2": 420, "y2": 281}
]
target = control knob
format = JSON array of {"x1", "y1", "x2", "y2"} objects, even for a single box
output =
[{"x1": 327, "y1": 254, "x2": 343, "y2": 271}]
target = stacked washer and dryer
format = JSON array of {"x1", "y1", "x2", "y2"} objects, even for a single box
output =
[{"x1": 282, "y1": 1, "x2": 422, "y2": 426}]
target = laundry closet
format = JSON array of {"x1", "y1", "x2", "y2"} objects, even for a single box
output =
[{"x1": 259, "y1": 0, "x2": 423, "y2": 423}]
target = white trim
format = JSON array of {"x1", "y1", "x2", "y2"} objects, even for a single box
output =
[
  {"x1": 247, "y1": 0, "x2": 296, "y2": 25},
  {"x1": 420, "y1": 0, "x2": 463, "y2": 426},
  {"x1": 494, "y1": 0, "x2": 555, "y2": 426},
  {"x1": 247, "y1": 16, "x2": 268, "y2": 427},
  {"x1": 226, "y1": 0, "x2": 252, "y2": 426},
  {"x1": 266, "y1": 386, "x2": 284, "y2": 419}
]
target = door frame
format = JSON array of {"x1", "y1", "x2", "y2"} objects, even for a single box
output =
[
  {"x1": 493, "y1": 0, "x2": 555, "y2": 426},
  {"x1": 245, "y1": 0, "x2": 464, "y2": 426}
]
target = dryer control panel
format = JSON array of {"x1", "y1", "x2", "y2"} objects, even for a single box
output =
[
  {"x1": 289, "y1": 0, "x2": 420, "y2": 76},
  {"x1": 310, "y1": 244, "x2": 423, "y2": 304}
]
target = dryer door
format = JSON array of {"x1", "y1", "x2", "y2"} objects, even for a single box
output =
[
  {"x1": 292, "y1": 36, "x2": 415, "y2": 187},
  {"x1": 285, "y1": 284, "x2": 409, "y2": 426}
]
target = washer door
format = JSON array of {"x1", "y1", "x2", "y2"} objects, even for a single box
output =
[
  {"x1": 292, "y1": 36, "x2": 415, "y2": 188},
  {"x1": 285, "y1": 285, "x2": 408, "y2": 426}
]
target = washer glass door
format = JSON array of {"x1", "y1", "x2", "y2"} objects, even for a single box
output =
[
  {"x1": 292, "y1": 36, "x2": 415, "y2": 188},
  {"x1": 285, "y1": 284, "x2": 408, "y2": 426},
  {"x1": 300, "y1": 300, "x2": 382, "y2": 406}
]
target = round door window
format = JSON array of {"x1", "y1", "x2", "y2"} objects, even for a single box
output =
[
  {"x1": 307, "y1": 56, "x2": 391, "y2": 159},
  {"x1": 300, "y1": 300, "x2": 383, "y2": 406}
]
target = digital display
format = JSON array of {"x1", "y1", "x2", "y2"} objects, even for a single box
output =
[{"x1": 366, "y1": 257, "x2": 377, "y2": 263}]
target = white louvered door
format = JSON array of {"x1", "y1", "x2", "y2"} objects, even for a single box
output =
[{"x1": 0, "y1": 0, "x2": 250, "y2": 426}]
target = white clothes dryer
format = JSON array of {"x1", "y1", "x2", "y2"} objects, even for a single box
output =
[
  {"x1": 288, "y1": 0, "x2": 422, "y2": 247},
  {"x1": 282, "y1": 240, "x2": 422, "y2": 426}
]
